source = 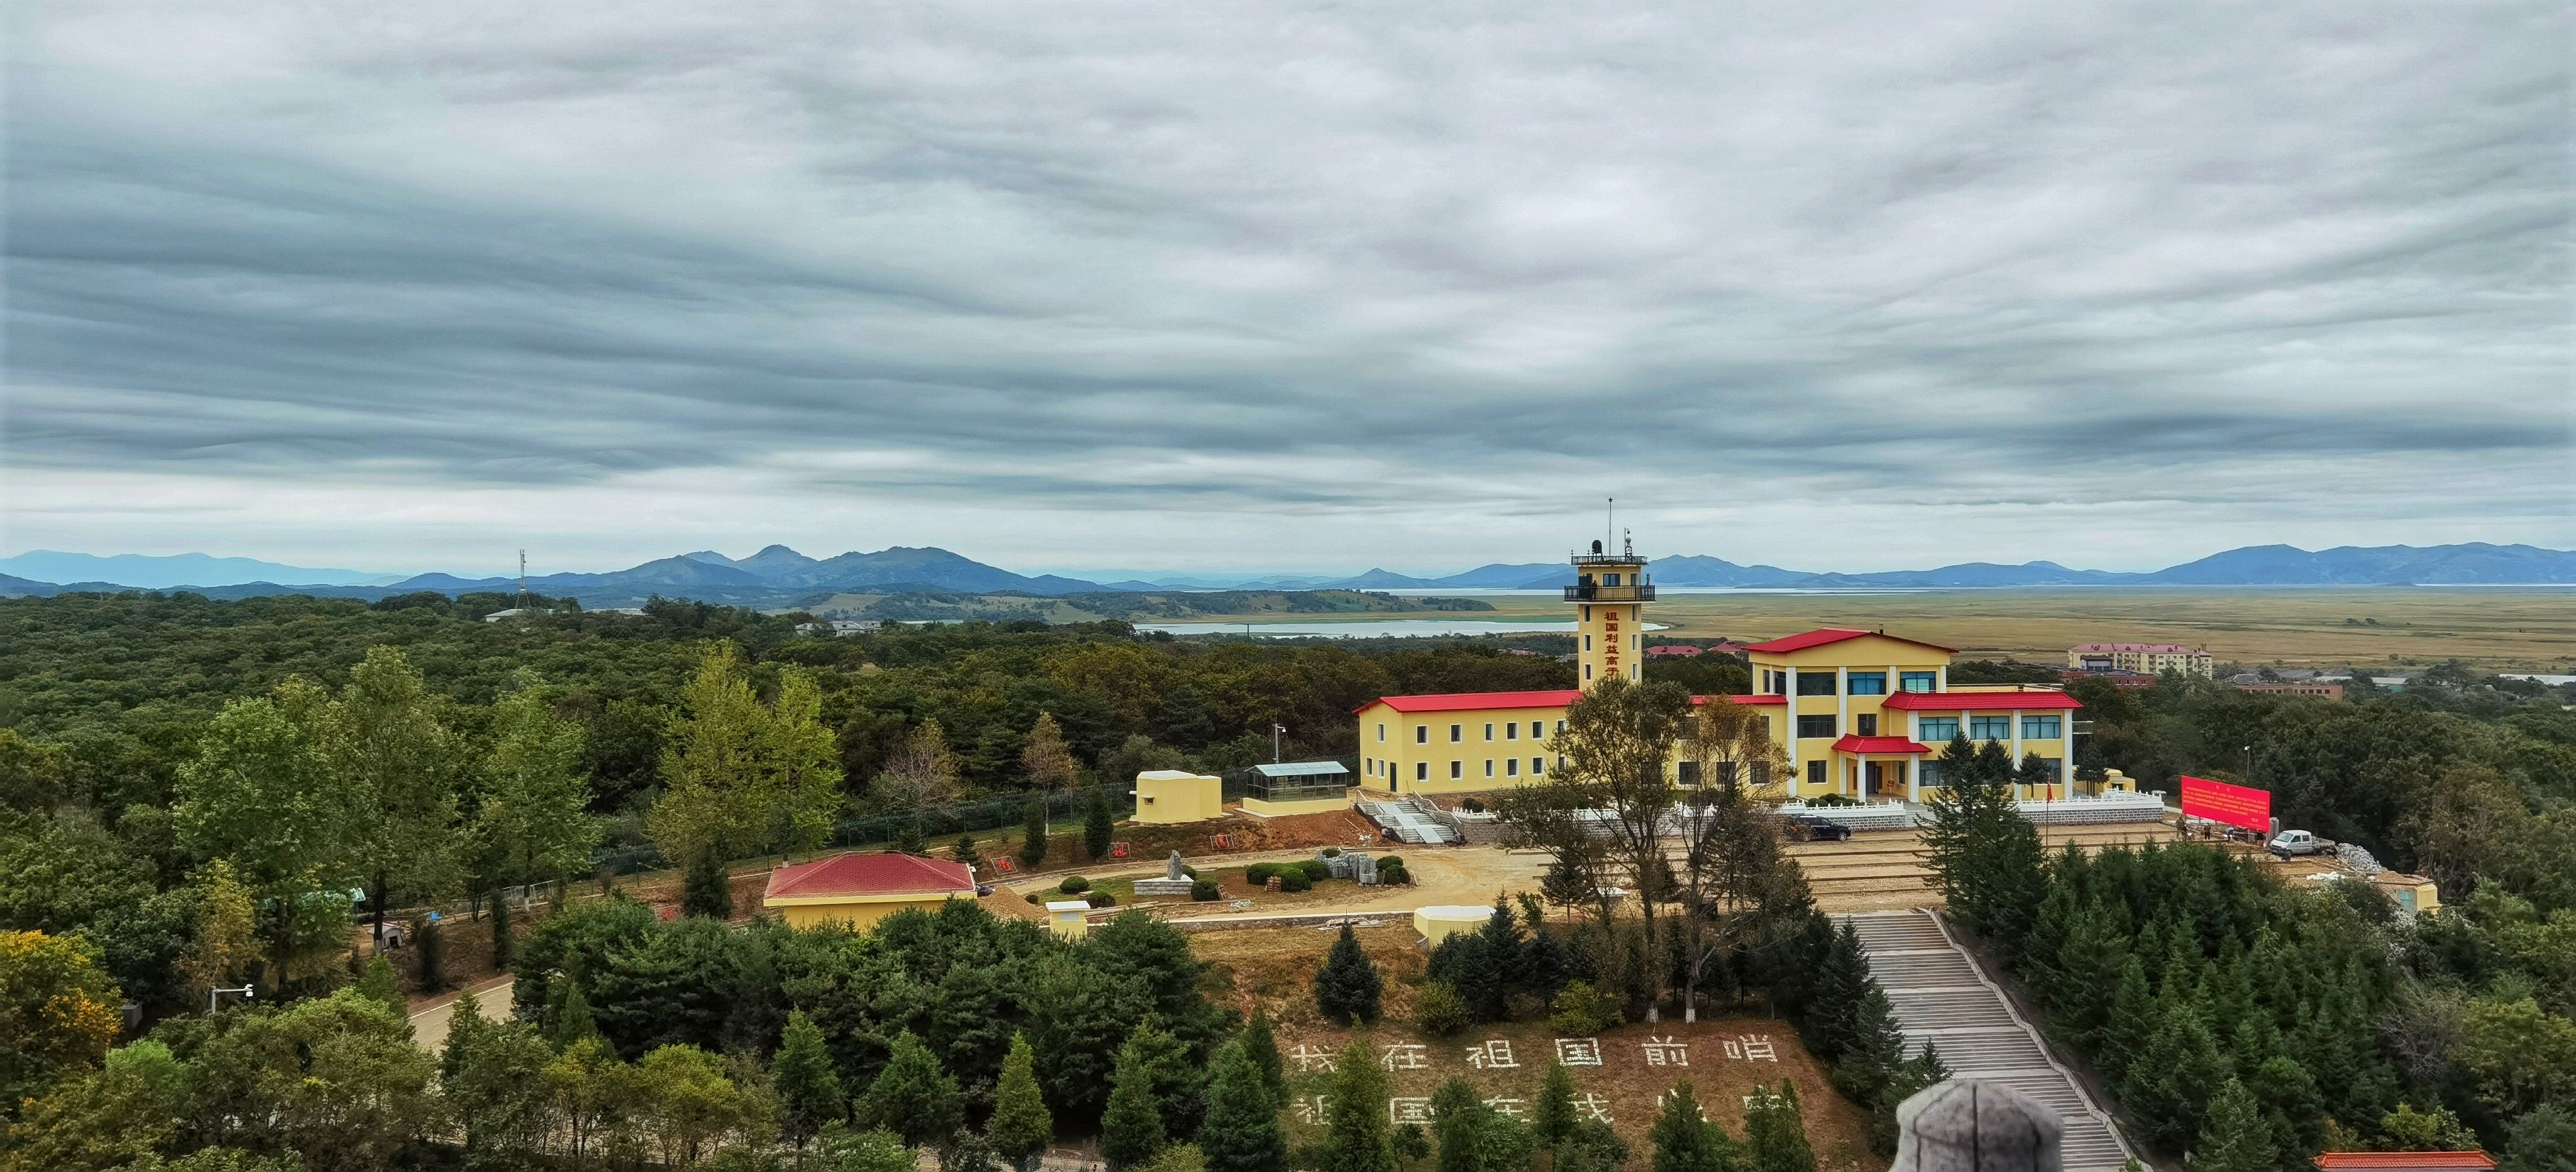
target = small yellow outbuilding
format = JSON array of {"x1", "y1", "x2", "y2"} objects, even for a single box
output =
[
  {"x1": 762, "y1": 852, "x2": 979, "y2": 929},
  {"x1": 1132, "y1": 769, "x2": 1223, "y2": 824}
]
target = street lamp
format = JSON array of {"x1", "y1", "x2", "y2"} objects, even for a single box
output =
[{"x1": 209, "y1": 984, "x2": 255, "y2": 1014}]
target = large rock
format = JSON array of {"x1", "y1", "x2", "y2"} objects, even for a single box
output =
[{"x1": 1892, "y1": 1080, "x2": 2063, "y2": 1172}]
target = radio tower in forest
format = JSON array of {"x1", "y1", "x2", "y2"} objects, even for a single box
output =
[{"x1": 515, "y1": 550, "x2": 534, "y2": 612}]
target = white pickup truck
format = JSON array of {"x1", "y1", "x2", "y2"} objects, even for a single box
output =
[{"x1": 2268, "y1": 829, "x2": 2336, "y2": 858}]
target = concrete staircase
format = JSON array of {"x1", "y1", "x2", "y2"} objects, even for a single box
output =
[{"x1": 1840, "y1": 910, "x2": 2137, "y2": 1172}]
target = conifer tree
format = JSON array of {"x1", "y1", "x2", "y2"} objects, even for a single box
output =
[
  {"x1": 2247, "y1": 1054, "x2": 2326, "y2": 1168},
  {"x1": 1519, "y1": 895, "x2": 1568, "y2": 998},
  {"x1": 1829, "y1": 987, "x2": 1907, "y2": 1106},
  {"x1": 1319, "y1": 1040, "x2": 1399, "y2": 1172},
  {"x1": 490, "y1": 888, "x2": 515, "y2": 970},
  {"x1": 1021, "y1": 799, "x2": 1051, "y2": 869},
  {"x1": 2190, "y1": 1080, "x2": 2275, "y2": 1172},
  {"x1": 1803, "y1": 920, "x2": 1872, "y2": 1064},
  {"x1": 1316, "y1": 925, "x2": 1384, "y2": 1025},
  {"x1": 862, "y1": 1030, "x2": 964, "y2": 1148},
  {"x1": 2123, "y1": 1002, "x2": 2232, "y2": 1154},
  {"x1": 1240, "y1": 1007, "x2": 1288, "y2": 1110},
  {"x1": 1201, "y1": 1041, "x2": 1288, "y2": 1172},
  {"x1": 356, "y1": 953, "x2": 406, "y2": 1018},
  {"x1": 2100, "y1": 954, "x2": 2157, "y2": 1083},
  {"x1": 1477, "y1": 894, "x2": 1528, "y2": 997},
  {"x1": 1085, "y1": 786, "x2": 1118, "y2": 860},
  {"x1": 1102, "y1": 1038, "x2": 1169, "y2": 1170},
  {"x1": 1431, "y1": 1076, "x2": 1526, "y2": 1172},
  {"x1": 990, "y1": 1032, "x2": 1056, "y2": 1172},
  {"x1": 413, "y1": 914, "x2": 447, "y2": 992},
  {"x1": 2048, "y1": 898, "x2": 2131, "y2": 1049},
  {"x1": 1541, "y1": 854, "x2": 1592, "y2": 915},
  {"x1": 1534, "y1": 1060, "x2": 1579, "y2": 1149},
  {"x1": 1743, "y1": 1081, "x2": 1814, "y2": 1172},
  {"x1": 442, "y1": 985, "x2": 491, "y2": 1082},
  {"x1": 542, "y1": 973, "x2": 600, "y2": 1049},
  {"x1": 683, "y1": 848, "x2": 733, "y2": 919},
  {"x1": 778, "y1": 1009, "x2": 848, "y2": 1157},
  {"x1": 953, "y1": 834, "x2": 982, "y2": 869},
  {"x1": 1652, "y1": 1079, "x2": 1740, "y2": 1172}
]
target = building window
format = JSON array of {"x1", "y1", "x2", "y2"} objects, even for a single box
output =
[
  {"x1": 1584, "y1": 664, "x2": 1594, "y2": 681},
  {"x1": 1919, "y1": 761, "x2": 1942, "y2": 787},
  {"x1": 1584, "y1": 634, "x2": 1592, "y2": 651},
  {"x1": 1796, "y1": 674, "x2": 1837, "y2": 695},
  {"x1": 1857, "y1": 714, "x2": 1877, "y2": 736},
  {"x1": 1506, "y1": 722, "x2": 1518, "y2": 741},
  {"x1": 1604, "y1": 573, "x2": 1621, "y2": 586},
  {"x1": 1750, "y1": 761, "x2": 1770, "y2": 788},
  {"x1": 1416, "y1": 762, "x2": 1428, "y2": 781},
  {"x1": 1450, "y1": 724, "x2": 1463, "y2": 743},
  {"x1": 1919, "y1": 717, "x2": 1960, "y2": 742},
  {"x1": 1807, "y1": 760, "x2": 1826, "y2": 787},
  {"x1": 1416, "y1": 726, "x2": 1428, "y2": 744},
  {"x1": 2022, "y1": 716, "x2": 2062, "y2": 739},
  {"x1": 1678, "y1": 760, "x2": 1700, "y2": 787},
  {"x1": 1555, "y1": 721, "x2": 1565, "y2": 735},
  {"x1": 1506, "y1": 758, "x2": 1519, "y2": 777},
  {"x1": 1796, "y1": 715, "x2": 1836, "y2": 739},
  {"x1": 1484, "y1": 722, "x2": 1494, "y2": 741},
  {"x1": 1900, "y1": 672, "x2": 1937, "y2": 693},
  {"x1": 1484, "y1": 759, "x2": 1494, "y2": 777},
  {"x1": 1450, "y1": 761, "x2": 1463, "y2": 780},
  {"x1": 1847, "y1": 672, "x2": 1887, "y2": 695},
  {"x1": 2023, "y1": 756, "x2": 2059, "y2": 779},
  {"x1": 1533, "y1": 757, "x2": 1546, "y2": 775},
  {"x1": 1970, "y1": 715, "x2": 2011, "y2": 740},
  {"x1": 1377, "y1": 723, "x2": 1385, "y2": 741}
]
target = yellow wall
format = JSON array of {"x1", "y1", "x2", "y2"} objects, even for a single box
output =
[
  {"x1": 765, "y1": 893, "x2": 967, "y2": 930},
  {"x1": 1414, "y1": 905, "x2": 1494, "y2": 946},
  {"x1": 1241, "y1": 793, "x2": 1352, "y2": 817},
  {"x1": 1361, "y1": 704, "x2": 1566, "y2": 796},
  {"x1": 1133, "y1": 770, "x2": 1223, "y2": 824},
  {"x1": 1570, "y1": 557, "x2": 1649, "y2": 688}
]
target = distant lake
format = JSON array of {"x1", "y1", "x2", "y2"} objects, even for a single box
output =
[{"x1": 1137, "y1": 618, "x2": 1671, "y2": 638}]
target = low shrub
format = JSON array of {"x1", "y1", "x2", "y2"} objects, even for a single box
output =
[
  {"x1": 1547, "y1": 979, "x2": 1623, "y2": 1034},
  {"x1": 1059, "y1": 875, "x2": 1091, "y2": 894},
  {"x1": 1085, "y1": 891, "x2": 1118, "y2": 907},
  {"x1": 1024, "y1": 892, "x2": 1045, "y2": 905},
  {"x1": 1277, "y1": 870, "x2": 1313, "y2": 893},
  {"x1": 1379, "y1": 862, "x2": 1411, "y2": 885},
  {"x1": 1460, "y1": 797, "x2": 1485, "y2": 813},
  {"x1": 1415, "y1": 980, "x2": 1470, "y2": 1036},
  {"x1": 1180, "y1": 865, "x2": 1199, "y2": 880},
  {"x1": 1320, "y1": 847, "x2": 1341, "y2": 858},
  {"x1": 1191, "y1": 880, "x2": 1221, "y2": 902},
  {"x1": 1245, "y1": 863, "x2": 1277, "y2": 883},
  {"x1": 1297, "y1": 860, "x2": 1332, "y2": 882},
  {"x1": 1377, "y1": 854, "x2": 1405, "y2": 871}
]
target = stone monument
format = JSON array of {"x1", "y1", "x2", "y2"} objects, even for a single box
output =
[
  {"x1": 1134, "y1": 850, "x2": 1197, "y2": 897},
  {"x1": 1891, "y1": 1079, "x2": 2063, "y2": 1172}
]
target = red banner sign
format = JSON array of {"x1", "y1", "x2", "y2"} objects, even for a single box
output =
[{"x1": 2180, "y1": 775, "x2": 2271, "y2": 835}]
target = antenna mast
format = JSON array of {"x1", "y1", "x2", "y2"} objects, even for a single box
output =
[{"x1": 516, "y1": 550, "x2": 531, "y2": 611}]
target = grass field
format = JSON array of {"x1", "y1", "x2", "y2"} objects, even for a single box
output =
[{"x1": 1197, "y1": 588, "x2": 2576, "y2": 670}]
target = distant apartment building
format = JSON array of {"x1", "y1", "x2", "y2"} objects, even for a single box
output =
[
  {"x1": 2068, "y1": 643, "x2": 2212, "y2": 677},
  {"x1": 2233, "y1": 680, "x2": 2345, "y2": 701}
]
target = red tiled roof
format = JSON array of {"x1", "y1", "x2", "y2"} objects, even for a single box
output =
[
  {"x1": 1646, "y1": 644, "x2": 1704, "y2": 656},
  {"x1": 1880, "y1": 690, "x2": 2082, "y2": 711},
  {"x1": 1726, "y1": 694, "x2": 1787, "y2": 705},
  {"x1": 1743, "y1": 627, "x2": 1959, "y2": 655},
  {"x1": 2313, "y1": 1154, "x2": 2493, "y2": 1171},
  {"x1": 1357, "y1": 690, "x2": 1584, "y2": 714},
  {"x1": 1833, "y1": 735, "x2": 1930, "y2": 754},
  {"x1": 765, "y1": 852, "x2": 975, "y2": 900},
  {"x1": 2073, "y1": 643, "x2": 2202, "y2": 654}
]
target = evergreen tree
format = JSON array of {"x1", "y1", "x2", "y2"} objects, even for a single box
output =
[
  {"x1": 1558, "y1": 1121, "x2": 1633, "y2": 1172},
  {"x1": 1533, "y1": 1061, "x2": 1579, "y2": 1149},
  {"x1": 1477, "y1": 894, "x2": 1528, "y2": 1000},
  {"x1": 2122, "y1": 1002, "x2": 2231, "y2": 1154},
  {"x1": 355, "y1": 953, "x2": 406, "y2": 1017},
  {"x1": 2502, "y1": 1105, "x2": 2576, "y2": 1172},
  {"x1": 541, "y1": 973, "x2": 600, "y2": 1049},
  {"x1": 1085, "y1": 787, "x2": 1117, "y2": 861},
  {"x1": 860, "y1": 1030, "x2": 964, "y2": 1148},
  {"x1": 1651, "y1": 1080, "x2": 1741, "y2": 1172},
  {"x1": 2189, "y1": 1079, "x2": 2275, "y2": 1172},
  {"x1": 1802, "y1": 921, "x2": 1872, "y2": 1064},
  {"x1": 442, "y1": 985, "x2": 492, "y2": 1082},
  {"x1": 1431, "y1": 1076, "x2": 1527, "y2": 1172},
  {"x1": 1868, "y1": 1046, "x2": 1950, "y2": 1158},
  {"x1": 414, "y1": 913, "x2": 447, "y2": 992},
  {"x1": 490, "y1": 888, "x2": 515, "y2": 971},
  {"x1": 1743, "y1": 1081, "x2": 1814, "y2": 1172},
  {"x1": 684, "y1": 849, "x2": 733, "y2": 919},
  {"x1": 1318, "y1": 1040, "x2": 1399, "y2": 1172},
  {"x1": 2048, "y1": 898, "x2": 2131, "y2": 1050},
  {"x1": 896, "y1": 819, "x2": 929, "y2": 856},
  {"x1": 1541, "y1": 855, "x2": 1592, "y2": 915},
  {"x1": 1240, "y1": 1007, "x2": 1288, "y2": 1111},
  {"x1": 1519, "y1": 895, "x2": 1568, "y2": 999},
  {"x1": 1200, "y1": 1041, "x2": 1289, "y2": 1172},
  {"x1": 2099, "y1": 954, "x2": 2157, "y2": 1083},
  {"x1": 1829, "y1": 987, "x2": 1906, "y2": 1107},
  {"x1": 777, "y1": 1009, "x2": 849, "y2": 1156},
  {"x1": 1102, "y1": 1037, "x2": 1170, "y2": 1170},
  {"x1": 990, "y1": 1032, "x2": 1056, "y2": 1172},
  {"x1": 1127, "y1": 1014, "x2": 1211, "y2": 1141},
  {"x1": 1316, "y1": 925, "x2": 1384, "y2": 1024},
  {"x1": 953, "y1": 834, "x2": 982, "y2": 869},
  {"x1": 1428, "y1": 935, "x2": 1503, "y2": 1024},
  {"x1": 2246, "y1": 1055, "x2": 2325, "y2": 1169},
  {"x1": 1921, "y1": 733, "x2": 2046, "y2": 961},
  {"x1": 1020, "y1": 799, "x2": 1051, "y2": 869}
]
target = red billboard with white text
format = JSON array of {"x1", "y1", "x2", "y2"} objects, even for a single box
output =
[{"x1": 2180, "y1": 775, "x2": 2271, "y2": 835}]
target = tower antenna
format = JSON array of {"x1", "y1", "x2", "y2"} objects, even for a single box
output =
[
  {"x1": 1606, "y1": 497, "x2": 1614, "y2": 554},
  {"x1": 517, "y1": 550, "x2": 531, "y2": 611}
]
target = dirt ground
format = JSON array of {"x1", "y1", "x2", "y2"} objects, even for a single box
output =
[{"x1": 1199, "y1": 924, "x2": 1877, "y2": 1171}]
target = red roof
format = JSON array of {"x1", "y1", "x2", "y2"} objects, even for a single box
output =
[
  {"x1": 1833, "y1": 735, "x2": 1930, "y2": 754},
  {"x1": 1726, "y1": 694, "x2": 1787, "y2": 705},
  {"x1": 1357, "y1": 690, "x2": 1584, "y2": 714},
  {"x1": 765, "y1": 853, "x2": 976, "y2": 900},
  {"x1": 2313, "y1": 1155, "x2": 2493, "y2": 1171},
  {"x1": 1743, "y1": 627, "x2": 1958, "y2": 655},
  {"x1": 1880, "y1": 690, "x2": 2082, "y2": 711},
  {"x1": 1646, "y1": 644, "x2": 1703, "y2": 656}
]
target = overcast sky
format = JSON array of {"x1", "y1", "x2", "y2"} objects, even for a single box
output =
[{"x1": 4, "y1": 1, "x2": 2570, "y2": 578}]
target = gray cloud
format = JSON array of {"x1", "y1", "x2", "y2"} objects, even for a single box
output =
[{"x1": 2, "y1": 0, "x2": 2568, "y2": 573}]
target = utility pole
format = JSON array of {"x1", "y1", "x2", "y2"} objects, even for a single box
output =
[{"x1": 1272, "y1": 722, "x2": 1285, "y2": 763}]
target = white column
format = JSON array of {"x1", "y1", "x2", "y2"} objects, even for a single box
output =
[
  {"x1": 2062, "y1": 735, "x2": 2074, "y2": 793},
  {"x1": 1836, "y1": 666, "x2": 1849, "y2": 737},
  {"x1": 2011, "y1": 708, "x2": 2024, "y2": 764},
  {"x1": 1907, "y1": 756, "x2": 1921, "y2": 803},
  {"x1": 1936, "y1": 665, "x2": 1948, "y2": 691},
  {"x1": 1783, "y1": 666, "x2": 1799, "y2": 795}
]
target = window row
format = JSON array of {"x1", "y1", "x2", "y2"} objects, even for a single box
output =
[
  {"x1": 1916, "y1": 716, "x2": 2061, "y2": 741},
  {"x1": 1378, "y1": 719, "x2": 1563, "y2": 744},
  {"x1": 1365, "y1": 756, "x2": 1557, "y2": 782},
  {"x1": 1759, "y1": 668, "x2": 1940, "y2": 695}
]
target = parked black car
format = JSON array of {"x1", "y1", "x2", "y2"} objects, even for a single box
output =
[{"x1": 1783, "y1": 813, "x2": 1853, "y2": 842}]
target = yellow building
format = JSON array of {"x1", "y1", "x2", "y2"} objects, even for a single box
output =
[
  {"x1": 1352, "y1": 538, "x2": 2091, "y2": 804},
  {"x1": 2068, "y1": 643, "x2": 2212, "y2": 677},
  {"x1": 1045, "y1": 900, "x2": 1093, "y2": 939},
  {"x1": 761, "y1": 852, "x2": 979, "y2": 929},
  {"x1": 1132, "y1": 769, "x2": 1224, "y2": 824}
]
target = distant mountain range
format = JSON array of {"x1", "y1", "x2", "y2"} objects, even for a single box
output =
[{"x1": 3, "y1": 542, "x2": 2572, "y2": 607}]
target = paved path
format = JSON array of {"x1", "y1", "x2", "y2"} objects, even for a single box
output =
[
  {"x1": 408, "y1": 975, "x2": 514, "y2": 1051},
  {"x1": 1840, "y1": 910, "x2": 2136, "y2": 1172}
]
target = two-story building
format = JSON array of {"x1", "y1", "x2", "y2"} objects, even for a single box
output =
[{"x1": 1353, "y1": 540, "x2": 2088, "y2": 804}]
